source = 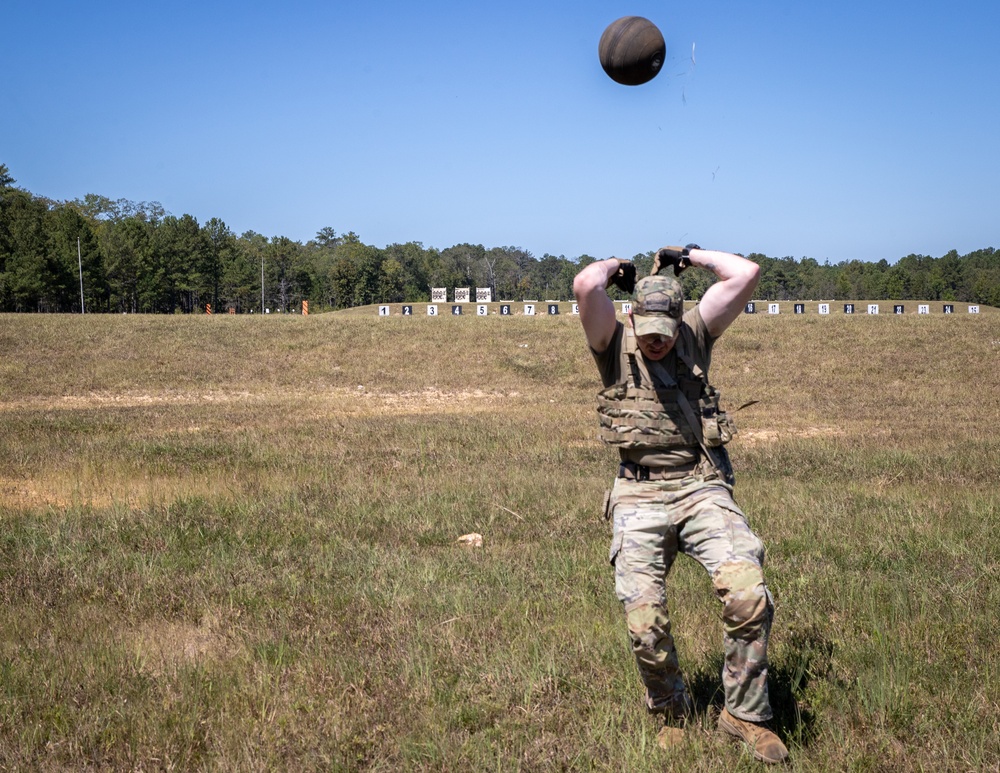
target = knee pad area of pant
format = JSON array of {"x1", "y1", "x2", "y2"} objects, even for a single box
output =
[
  {"x1": 712, "y1": 560, "x2": 770, "y2": 634},
  {"x1": 625, "y1": 603, "x2": 671, "y2": 648}
]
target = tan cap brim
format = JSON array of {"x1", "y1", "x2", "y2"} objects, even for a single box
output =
[{"x1": 632, "y1": 313, "x2": 679, "y2": 338}]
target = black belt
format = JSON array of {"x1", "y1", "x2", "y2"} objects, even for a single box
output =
[{"x1": 618, "y1": 461, "x2": 699, "y2": 482}]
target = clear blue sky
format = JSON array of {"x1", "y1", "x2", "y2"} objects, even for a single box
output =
[{"x1": 5, "y1": 1, "x2": 998, "y2": 264}]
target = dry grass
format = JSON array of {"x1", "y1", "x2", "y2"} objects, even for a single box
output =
[{"x1": 0, "y1": 306, "x2": 998, "y2": 771}]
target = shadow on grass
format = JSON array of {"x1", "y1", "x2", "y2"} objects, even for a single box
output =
[{"x1": 687, "y1": 637, "x2": 826, "y2": 749}]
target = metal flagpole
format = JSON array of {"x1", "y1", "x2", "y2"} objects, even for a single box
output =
[{"x1": 78, "y1": 237, "x2": 85, "y2": 313}]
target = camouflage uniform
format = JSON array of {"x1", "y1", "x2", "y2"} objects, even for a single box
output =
[
  {"x1": 607, "y1": 476, "x2": 773, "y2": 721},
  {"x1": 592, "y1": 278, "x2": 774, "y2": 723}
]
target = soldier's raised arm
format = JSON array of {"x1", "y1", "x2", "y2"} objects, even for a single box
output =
[
  {"x1": 573, "y1": 258, "x2": 634, "y2": 352},
  {"x1": 685, "y1": 249, "x2": 760, "y2": 337}
]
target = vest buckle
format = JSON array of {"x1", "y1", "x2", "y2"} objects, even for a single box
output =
[{"x1": 619, "y1": 462, "x2": 651, "y2": 481}]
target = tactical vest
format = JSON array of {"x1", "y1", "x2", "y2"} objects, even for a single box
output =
[{"x1": 596, "y1": 325, "x2": 736, "y2": 453}]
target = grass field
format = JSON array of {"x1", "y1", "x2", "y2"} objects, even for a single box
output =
[{"x1": 1, "y1": 306, "x2": 998, "y2": 771}]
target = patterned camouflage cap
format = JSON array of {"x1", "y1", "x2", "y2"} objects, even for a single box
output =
[{"x1": 631, "y1": 275, "x2": 685, "y2": 337}]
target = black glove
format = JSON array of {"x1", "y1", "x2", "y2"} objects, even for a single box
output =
[
  {"x1": 607, "y1": 260, "x2": 636, "y2": 293},
  {"x1": 653, "y1": 244, "x2": 701, "y2": 277}
]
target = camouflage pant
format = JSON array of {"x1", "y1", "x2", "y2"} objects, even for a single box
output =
[{"x1": 607, "y1": 477, "x2": 774, "y2": 722}]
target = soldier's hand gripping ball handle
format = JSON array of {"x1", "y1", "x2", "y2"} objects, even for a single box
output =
[
  {"x1": 652, "y1": 244, "x2": 701, "y2": 277},
  {"x1": 607, "y1": 259, "x2": 637, "y2": 293}
]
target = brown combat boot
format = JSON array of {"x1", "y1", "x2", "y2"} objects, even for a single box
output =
[
  {"x1": 650, "y1": 690, "x2": 693, "y2": 750},
  {"x1": 718, "y1": 708, "x2": 789, "y2": 764}
]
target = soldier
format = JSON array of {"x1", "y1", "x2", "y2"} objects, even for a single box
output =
[{"x1": 572, "y1": 246, "x2": 788, "y2": 764}]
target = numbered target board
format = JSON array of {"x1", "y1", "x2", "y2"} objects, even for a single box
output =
[{"x1": 375, "y1": 299, "x2": 990, "y2": 319}]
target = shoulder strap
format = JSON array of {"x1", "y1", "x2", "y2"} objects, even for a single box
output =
[
  {"x1": 621, "y1": 325, "x2": 647, "y2": 389},
  {"x1": 673, "y1": 327, "x2": 705, "y2": 379}
]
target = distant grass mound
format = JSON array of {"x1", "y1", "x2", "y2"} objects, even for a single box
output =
[{"x1": 0, "y1": 309, "x2": 997, "y2": 771}]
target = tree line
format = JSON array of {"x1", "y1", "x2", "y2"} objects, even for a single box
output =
[{"x1": 1, "y1": 163, "x2": 997, "y2": 313}]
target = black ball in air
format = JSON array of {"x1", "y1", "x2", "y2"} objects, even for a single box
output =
[{"x1": 598, "y1": 16, "x2": 666, "y2": 86}]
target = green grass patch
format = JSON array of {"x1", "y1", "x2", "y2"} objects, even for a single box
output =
[{"x1": 0, "y1": 309, "x2": 998, "y2": 770}]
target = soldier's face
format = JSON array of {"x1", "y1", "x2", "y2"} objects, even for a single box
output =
[{"x1": 631, "y1": 315, "x2": 677, "y2": 360}]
